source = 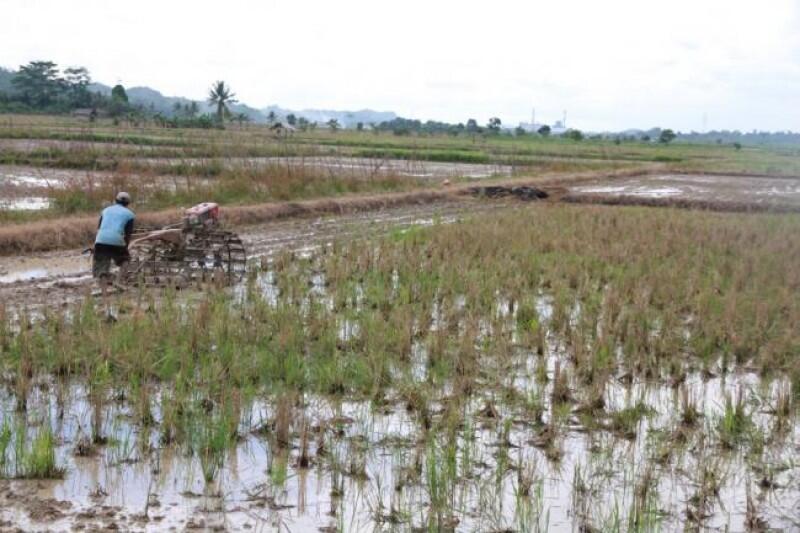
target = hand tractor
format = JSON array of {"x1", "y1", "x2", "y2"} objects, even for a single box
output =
[{"x1": 123, "y1": 202, "x2": 246, "y2": 287}]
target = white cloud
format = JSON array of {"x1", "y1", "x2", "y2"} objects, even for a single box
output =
[{"x1": 1, "y1": 0, "x2": 799, "y2": 130}]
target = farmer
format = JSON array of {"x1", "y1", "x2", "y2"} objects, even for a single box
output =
[{"x1": 93, "y1": 192, "x2": 135, "y2": 281}]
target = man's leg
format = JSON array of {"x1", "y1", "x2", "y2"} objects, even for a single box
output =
[
  {"x1": 114, "y1": 257, "x2": 129, "y2": 287},
  {"x1": 92, "y1": 254, "x2": 112, "y2": 281}
]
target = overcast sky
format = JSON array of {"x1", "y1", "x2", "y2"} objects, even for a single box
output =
[{"x1": 3, "y1": 0, "x2": 799, "y2": 131}]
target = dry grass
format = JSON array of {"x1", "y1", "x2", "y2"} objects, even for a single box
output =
[{"x1": 563, "y1": 191, "x2": 800, "y2": 213}]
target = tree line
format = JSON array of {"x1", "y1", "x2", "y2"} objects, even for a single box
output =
[
  {"x1": 4, "y1": 60, "x2": 796, "y2": 144},
  {"x1": 0, "y1": 61, "x2": 128, "y2": 117}
]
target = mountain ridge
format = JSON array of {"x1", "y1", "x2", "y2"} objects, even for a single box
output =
[{"x1": 89, "y1": 82, "x2": 396, "y2": 126}]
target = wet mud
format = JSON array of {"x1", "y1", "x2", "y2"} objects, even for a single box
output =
[{"x1": 565, "y1": 173, "x2": 800, "y2": 211}]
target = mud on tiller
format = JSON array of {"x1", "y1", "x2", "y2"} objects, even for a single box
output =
[{"x1": 124, "y1": 202, "x2": 247, "y2": 287}]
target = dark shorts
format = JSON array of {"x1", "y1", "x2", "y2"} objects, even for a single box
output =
[{"x1": 92, "y1": 243, "x2": 129, "y2": 278}]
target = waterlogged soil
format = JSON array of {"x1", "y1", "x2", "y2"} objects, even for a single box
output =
[
  {"x1": 0, "y1": 302, "x2": 797, "y2": 531},
  {"x1": 138, "y1": 155, "x2": 514, "y2": 180},
  {"x1": 0, "y1": 201, "x2": 798, "y2": 530},
  {"x1": 0, "y1": 200, "x2": 515, "y2": 310},
  {"x1": 0, "y1": 164, "x2": 213, "y2": 210},
  {"x1": 0, "y1": 165, "x2": 97, "y2": 191},
  {"x1": 0, "y1": 156, "x2": 511, "y2": 212},
  {"x1": 568, "y1": 173, "x2": 800, "y2": 209}
]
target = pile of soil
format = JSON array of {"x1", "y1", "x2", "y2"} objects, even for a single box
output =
[{"x1": 468, "y1": 185, "x2": 549, "y2": 200}]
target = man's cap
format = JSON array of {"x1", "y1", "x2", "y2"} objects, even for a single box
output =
[{"x1": 116, "y1": 191, "x2": 131, "y2": 204}]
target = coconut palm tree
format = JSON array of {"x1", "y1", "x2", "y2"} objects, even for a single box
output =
[
  {"x1": 207, "y1": 81, "x2": 237, "y2": 124},
  {"x1": 233, "y1": 112, "x2": 250, "y2": 128}
]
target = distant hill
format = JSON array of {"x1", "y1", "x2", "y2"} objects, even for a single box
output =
[
  {"x1": 88, "y1": 82, "x2": 395, "y2": 126},
  {"x1": 263, "y1": 106, "x2": 396, "y2": 128}
]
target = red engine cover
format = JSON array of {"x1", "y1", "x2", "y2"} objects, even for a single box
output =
[{"x1": 185, "y1": 202, "x2": 219, "y2": 219}]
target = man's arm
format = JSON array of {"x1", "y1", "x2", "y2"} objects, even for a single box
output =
[{"x1": 124, "y1": 219, "x2": 134, "y2": 246}]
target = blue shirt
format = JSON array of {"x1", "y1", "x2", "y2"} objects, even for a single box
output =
[{"x1": 95, "y1": 204, "x2": 135, "y2": 246}]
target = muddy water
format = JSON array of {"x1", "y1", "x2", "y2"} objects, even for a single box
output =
[
  {"x1": 0, "y1": 165, "x2": 98, "y2": 190},
  {"x1": 569, "y1": 173, "x2": 800, "y2": 208},
  {"x1": 139, "y1": 156, "x2": 514, "y2": 180},
  {"x1": 0, "y1": 164, "x2": 212, "y2": 201},
  {"x1": 0, "y1": 200, "x2": 798, "y2": 530},
  {"x1": 0, "y1": 304, "x2": 797, "y2": 531}
]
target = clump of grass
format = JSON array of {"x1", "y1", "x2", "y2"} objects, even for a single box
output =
[
  {"x1": 0, "y1": 423, "x2": 11, "y2": 475},
  {"x1": 273, "y1": 393, "x2": 293, "y2": 450},
  {"x1": 551, "y1": 361, "x2": 571, "y2": 405},
  {"x1": 716, "y1": 389, "x2": 752, "y2": 449},
  {"x1": 608, "y1": 401, "x2": 653, "y2": 440},
  {"x1": 24, "y1": 426, "x2": 63, "y2": 479},
  {"x1": 680, "y1": 387, "x2": 701, "y2": 427},
  {"x1": 1, "y1": 423, "x2": 64, "y2": 480}
]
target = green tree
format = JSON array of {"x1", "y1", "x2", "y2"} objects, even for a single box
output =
[
  {"x1": 537, "y1": 125, "x2": 551, "y2": 137},
  {"x1": 108, "y1": 84, "x2": 130, "y2": 118},
  {"x1": 659, "y1": 129, "x2": 677, "y2": 144},
  {"x1": 63, "y1": 66, "x2": 91, "y2": 107},
  {"x1": 111, "y1": 84, "x2": 128, "y2": 103},
  {"x1": 286, "y1": 113, "x2": 297, "y2": 126},
  {"x1": 234, "y1": 112, "x2": 250, "y2": 128},
  {"x1": 207, "y1": 81, "x2": 237, "y2": 124},
  {"x1": 356, "y1": 121, "x2": 364, "y2": 131},
  {"x1": 297, "y1": 116, "x2": 309, "y2": 131},
  {"x1": 12, "y1": 61, "x2": 63, "y2": 106},
  {"x1": 466, "y1": 118, "x2": 479, "y2": 133},
  {"x1": 487, "y1": 117, "x2": 502, "y2": 132},
  {"x1": 564, "y1": 128, "x2": 584, "y2": 141},
  {"x1": 266, "y1": 110, "x2": 277, "y2": 124},
  {"x1": 326, "y1": 118, "x2": 340, "y2": 132}
]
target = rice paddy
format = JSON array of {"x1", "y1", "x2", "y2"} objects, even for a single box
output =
[{"x1": 0, "y1": 202, "x2": 797, "y2": 530}]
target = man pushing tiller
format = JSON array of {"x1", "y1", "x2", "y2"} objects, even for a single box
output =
[{"x1": 92, "y1": 192, "x2": 135, "y2": 283}]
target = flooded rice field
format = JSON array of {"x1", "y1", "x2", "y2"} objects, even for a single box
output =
[
  {"x1": 0, "y1": 165, "x2": 81, "y2": 192},
  {"x1": 2, "y1": 358, "x2": 796, "y2": 531},
  {"x1": 0, "y1": 202, "x2": 797, "y2": 531},
  {"x1": 0, "y1": 156, "x2": 511, "y2": 213},
  {"x1": 567, "y1": 173, "x2": 800, "y2": 210},
  {"x1": 138, "y1": 156, "x2": 514, "y2": 180},
  {"x1": 0, "y1": 164, "x2": 211, "y2": 211}
]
